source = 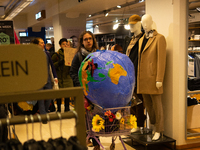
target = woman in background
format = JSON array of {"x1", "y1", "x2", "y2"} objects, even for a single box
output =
[{"x1": 70, "y1": 31, "x2": 100, "y2": 150}]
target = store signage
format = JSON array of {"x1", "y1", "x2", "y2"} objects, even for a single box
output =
[
  {"x1": 0, "y1": 21, "x2": 14, "y2": 45},
  {"x1": 0, "y1": 44, "x2": 48, "y2": 93},
  {"x1": 35, "y1": 10, "x2": 46, "y2": 21}
]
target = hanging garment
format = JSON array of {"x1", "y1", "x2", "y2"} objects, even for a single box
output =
[
  {"x1": 23, "y1": 139, "x2": 42, "y2": 150},
  {"x1": 48, "y1": 137, "x2": 71, "y2": 150},
  {"x1": 67, "y1": 136, "x2": 87, "y2": 150},
  {"x1": 188, "y1": 77, "x2": 200, "y2": 91},
  {"x1": 6, "y1": 139, "x2": 23, "y2": 150},
  {"x1": 37, "y1": 140, "x2": 54, "y2": 150}
]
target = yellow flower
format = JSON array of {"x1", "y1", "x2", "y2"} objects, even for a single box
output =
[
  {"x1": 92, "y1": 114, "x2": 105, "y2": 132},
  {"x1": 129, "y1": 115, "x2": 137, "y2": 129},
  {"x1": 120, "y1": 117, "x2": 125, "y2": 124}
]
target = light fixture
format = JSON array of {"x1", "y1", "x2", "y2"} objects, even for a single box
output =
[
  {"x1": 113, "y1": 24, "x2": 119, "y2": 30},
  {"x1": 124, "y1": 24, "x2": 130, "y2": 30},
  {"x1": 5, "y1": 0, "x2": 33, "y2": 20},
  {"x1": 105, "y1": 12, "x2": 109, "y2": 17},
  {"x1": 117, "y1": 5, "x2": 121, "y2": 8},
  {"x1": 115, "y1": 20, "x2": 130, "y2": 35},
  {"x1": 89, "y1": 14, "x2": 91, "y2": 17},
  {"x1": 196, "y1": 7, "x2": 200, "y2": 12}
]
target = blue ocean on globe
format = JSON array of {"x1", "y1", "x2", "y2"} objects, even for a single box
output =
[{"x1": 78, "y1": 50, "x2": 135, "y2": 108}]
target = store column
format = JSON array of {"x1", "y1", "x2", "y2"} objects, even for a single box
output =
[{"x1": 52, "y1": 13, "x2": 86, "y2": 51}]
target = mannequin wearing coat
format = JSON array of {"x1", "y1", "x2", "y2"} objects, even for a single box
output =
[
  {"x1": 126, "y1": 14, "x2": 146, "y2": 130},
  {"x1": 138, "y1": 14, "x2": 166, "y2": 140}
]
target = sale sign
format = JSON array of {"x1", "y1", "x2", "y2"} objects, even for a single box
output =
[{"x1": 0, "y1": 21, "x2": 14, "y2": 45}]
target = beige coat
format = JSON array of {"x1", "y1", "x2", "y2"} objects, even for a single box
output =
[{"x1": 137, "y1": 30, "x2": 166, "y2": 94}]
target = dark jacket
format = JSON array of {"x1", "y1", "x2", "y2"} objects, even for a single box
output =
[
  {"x1": 51, "y1": 48, "x2": 73, "y2": 88},
  {"x1": 70, "y1": 52, "x2": 86, "y2": 87}
]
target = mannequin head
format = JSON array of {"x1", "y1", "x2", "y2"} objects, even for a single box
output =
[
  {"x1": 130, "y1": 22, "x2": 141, "y2": 34},
  {"x1": 128, "y1": 14, "x2": 141, "y2": 36},
  {"x1": 141, "y1": 14, "x2": 153, "y2": 33}
]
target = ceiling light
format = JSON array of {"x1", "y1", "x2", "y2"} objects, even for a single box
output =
[
  {"x1": 89, "y1": 14, "x2": 91, "y2": 17},
  {"x1": 124, "y1": 24, "x2": 130, "y2": 30},
  {"x1": 196, "y1": 7, "x2": 200, "y2": 12},
  {"x1": 113, "y1": 24, "x2": 119, "y2": 30},
  {"x1": 116, "y1": 20, "x2": 118, "y2": 23},
  {"x1": 117, "y1": 5, "x2": 121, "y2": 8},
  {"x1": 105, "y1": 12, "x2": 109, "y2": 17},
  {"x1": 5, "y1": 0, "x2": 33, "y2": 20}
]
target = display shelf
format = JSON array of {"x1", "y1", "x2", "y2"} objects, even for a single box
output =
[
  {"x1": 188, "y1": 51, "x2": 200, "y2": 53},
  {"x1": 188, "y1": 90, "x2": 200, "y2": 95},
  {"x1": 189, "y1": 27, "x2": 200, "y2": 29},
  {"x1": 189, "y1": 40, "x2": 200, "y2": 41}
]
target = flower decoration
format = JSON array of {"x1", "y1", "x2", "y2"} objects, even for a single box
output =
[
  {"x1": 108, "y1": 113, "x2": 115, "y2": 122},
  {"x1": 115, "y1": 112, "x2": 122, "y2": 120},
  {"x1": 120, "y1": 117, "x2": 125, "y2": 124},
  {"x1": 104, "y1": 110, "x2": 111, "y2": 116},
  {"x1": 92, "y1": 114, "x2": 105, "y2": 132},
  {"x1": 128, "y1": 115, "x2": 137, "y2": 129},
  {"x1": 104, "y1": 110, "x2": 116, "y2": 122}
]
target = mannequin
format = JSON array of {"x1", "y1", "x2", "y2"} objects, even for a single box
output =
[
  {"x1": 125, "y1": 14, "x2": 146, "y2": 130},
  {"x1": 138, "y1": 14, "x2": 166, "y2": 140}
]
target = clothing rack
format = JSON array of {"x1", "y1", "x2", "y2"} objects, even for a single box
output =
[{"x1": 0, "y1": 87, "x2": 86, "y2": 147}]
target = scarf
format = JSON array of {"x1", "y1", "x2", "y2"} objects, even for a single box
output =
[
  {"x1": 145, "y1": 30, "x2": 154, "y2": 39},
  {"x1": 81, "y1": 47, "x2": 96, "y2": 56},
  {"x1": 126, "y1": 32, "x2": 143, "y2": 56}
]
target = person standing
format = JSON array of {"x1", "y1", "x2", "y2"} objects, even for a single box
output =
[
  {"x1": 31, "y1": 37, "x2": 58, "y2": 117},
  {"x1": 52, "y1": 38, "x2": 73, "y2": 112},
  {"x1": 69, "y1": 31, "x2": 100, "y2": 150}
]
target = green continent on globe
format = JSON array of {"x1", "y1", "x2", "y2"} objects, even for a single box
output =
[{"x1": 79, "y1": 58, "x2": 127, "y2": 96}]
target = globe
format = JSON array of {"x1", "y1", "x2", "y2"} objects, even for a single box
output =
[{"x1": 78, "y1": 50, "x2": 135, "y2": 108}]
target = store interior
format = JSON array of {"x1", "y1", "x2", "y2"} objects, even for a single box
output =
[{"x1": 1, "y1": 0, "x2": 200, "y2": 149}]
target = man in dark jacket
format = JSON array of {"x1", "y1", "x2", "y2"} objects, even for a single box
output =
[{"x1": 52, "y1": 38, "x2": 73, "y2": 112}]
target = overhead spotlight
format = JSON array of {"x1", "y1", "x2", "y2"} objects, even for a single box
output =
[
  {"x1": 95, "y1": 25, "x2": 99, "y2": 28},
  {"x1": 196, "y1": 7, "x2": 200, "y2": 12},
  {"x1": 116, "y1": 20, "x2": 118, "y2": 23},
  {"x1": 89, "y1": 14, "x2": 91, "y2": 17},
  {"x1": 124, "y1": 24, "x2": 130, "y2": 30},
  {"x1": 105, "y1": 12, "x2": 109, "y2": 17},
  {"x1": 113, "y1": 24, "x2": 119, "y2": 30},
  {"x1": 117, "y1": 5, "x2": 121, "y2": 8}
]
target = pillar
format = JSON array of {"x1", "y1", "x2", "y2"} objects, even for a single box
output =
[{"x1": 52, "y1": 13, "x2": 86, "y2": 51}]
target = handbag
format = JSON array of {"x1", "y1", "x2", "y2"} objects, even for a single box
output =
[{"x1": 49, "y1": 65, "x2": 59, "y2": 90}]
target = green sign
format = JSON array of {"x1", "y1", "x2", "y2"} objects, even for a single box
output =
[
  {"x1": 0, "y1": 32, "x2": 10, "y2": 45},
  {"x1": 0, "y1": 21, "x2": 14, "y2": 44}
]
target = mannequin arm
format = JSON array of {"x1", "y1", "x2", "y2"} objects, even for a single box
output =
[{"x1": 156, "y1": 82, "x2": 162, "y2": 89}]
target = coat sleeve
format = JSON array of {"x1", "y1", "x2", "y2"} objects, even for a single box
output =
[
  {"x1": 46, "y1": 51, "x2": 58, "y2": 78},
  {"x1": 156, "y1": 35, "x2": 166, "y2": 82},
  {"x1": 51, "y1": 53, "x2": 59, "y2": 69},
  {"x1": 70, "y1": 53, "x2": 82, "y2": 87}
]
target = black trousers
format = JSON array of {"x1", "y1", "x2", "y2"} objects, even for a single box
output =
[
  {"x1": 56, "y1": 98, "x2": 70, "y2": 112},
  {"x1": 130, "y1": 88, "x2": 146, "y2": 127}
]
